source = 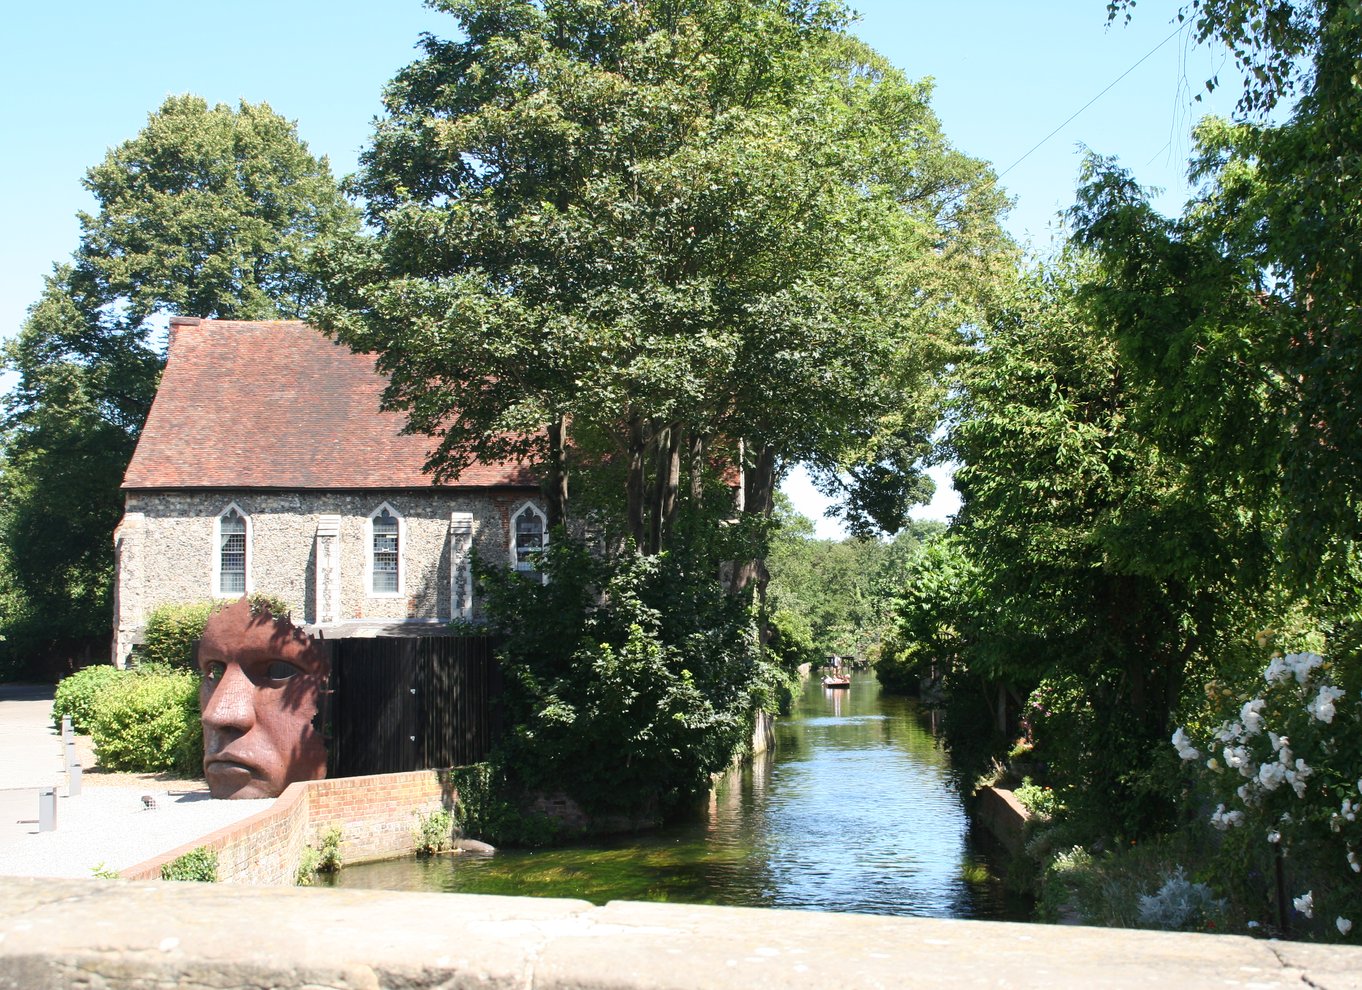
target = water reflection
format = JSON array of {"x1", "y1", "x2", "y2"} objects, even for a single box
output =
[{"x1": 326, "y1": 673, "x2": 1027, "y2": 919}]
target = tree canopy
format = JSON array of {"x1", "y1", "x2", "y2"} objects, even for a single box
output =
[
  {"x1": 1, "y1": 96, "x2": 356, "y2": 655},
  {"x1": 317, "y1": 0, "x2": 1011, "y2": 553}
]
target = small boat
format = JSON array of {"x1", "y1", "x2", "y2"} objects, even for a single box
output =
[{"x1": 822, "y1": 674, "x2": 851, "y2": 688}]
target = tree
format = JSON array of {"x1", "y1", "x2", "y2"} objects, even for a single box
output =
[
  {"x1": 1, "y1": 95, "x2": 356, "y2": 654},
  {"x1": 1085, "y1": 1, "x2": 1362, "y2": 584},
  {"x1": 317, "y1": 0, "x2": 1010, "y2": 560},
  {"x1": 916, "y1": 257, "x2": 1260, "y2": 834}
]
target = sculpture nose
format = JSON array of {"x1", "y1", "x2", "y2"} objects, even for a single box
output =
[{"x1": 202, "y1": 663, "x2": 256, "y2": 734}]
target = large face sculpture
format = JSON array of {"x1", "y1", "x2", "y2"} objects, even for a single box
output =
[{"x1": 198, "y1": 597, "x2": 329, "y2": 799}]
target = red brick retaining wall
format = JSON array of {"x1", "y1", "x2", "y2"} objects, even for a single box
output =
[{"x1": 121, "y1": 770, "x2": 451, "y2": 885}]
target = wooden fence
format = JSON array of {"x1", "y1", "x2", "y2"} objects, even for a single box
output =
[{"x1": 325, "y1": 636, "x2": 504, "y2": 778}]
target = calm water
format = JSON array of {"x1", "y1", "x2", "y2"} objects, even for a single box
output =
[{"x1": 326, "y1": 673, "x2": 1028, "y2": 920}]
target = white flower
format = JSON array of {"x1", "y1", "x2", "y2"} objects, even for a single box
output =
[
  {"x1": 1225, "y1": 745, "x2": 1256, "y2": 777},
  {"x1": 1206, "y1": 757, "x2": 1221, "y2": 772},
  {"x1": 1339, "y1": 917, "x2": 1354, "y2": 936},
  {"x1": 1293, "y1": 890, "x2": 1314, "y2": 919},
  {"x1": 1258, "y1": 761, "x2": 1287, "y2": 791},
  {"x1": 1287, "y1": 652, "x2": 1324, "y2": 684},
  {"x1": 1240, "y1": 699, "x2": 1266, "y2": 735},
  {"x1": 1348, "y1": 849, "x2": 1360, "y2": 874},
  {"x1": 1210, "y1": 804, "x2": 1245, "y2": 830},
  {"x1": 1265, "y1": 655, "x2": 1290, "y2": 685},
  {"x1": 1172, "y1": 727, "x2": 1200, "y2": 761},
  {"x1": 1307, "y1": 685, "x2": 1345, "y2": 723},
  {"x1": 1268, "y1": 829, "x2": 1282, "y2": 844},
  {"x1": 1342, "y1": 798, "x2": 1357, "y2": 823}
]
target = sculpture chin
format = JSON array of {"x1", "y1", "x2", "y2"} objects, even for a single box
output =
[{"x1": 205, "y1": 759, "x2": 277, "y2": 800}]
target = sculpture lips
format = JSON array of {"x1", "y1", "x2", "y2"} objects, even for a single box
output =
[{"x1": 204, "y1": 758, "x2": 257, "y2": 787}]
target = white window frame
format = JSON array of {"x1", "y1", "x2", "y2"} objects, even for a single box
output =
[
  {"x1": 509, "y1": 501, "x2": 549, "y2": 582},
  {"x1": 366, "y1": 501, "x2": 406, "y2": 597},
  {"x1": 213, "y1": 503, "x2": 252, "y2": 598}
]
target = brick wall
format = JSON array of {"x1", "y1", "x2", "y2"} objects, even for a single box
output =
[{"x1": 121, "y1": 769, "x2": 452, "y2": 885}]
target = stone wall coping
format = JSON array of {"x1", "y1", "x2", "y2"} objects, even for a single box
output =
[{"x1": 2, "y1": 876, "x2": 1359, "y2": 989}]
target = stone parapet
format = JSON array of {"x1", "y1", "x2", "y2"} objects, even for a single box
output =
[{"x1": 2, "y1": 876, "x2": 1359, "y2": 989}]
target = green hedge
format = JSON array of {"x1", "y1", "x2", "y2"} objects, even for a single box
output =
[
  {"x1": 139, "y1": 593, "x2": 290, "y2": 669},
  {"x1": 89, "y1": 668, "x2": 201, "y2": 774},
  {"x1": 52, "y1": 664, "x2": 123, "y2": 733}
]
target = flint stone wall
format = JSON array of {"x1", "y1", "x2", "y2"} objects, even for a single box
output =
[{"x1": 114, "y1": 489, "x2": 541, "y2": 665}]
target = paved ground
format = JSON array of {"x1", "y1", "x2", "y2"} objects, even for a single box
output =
[{"x1": 0, "y1": 683, "x2": 272, "y2": 878}]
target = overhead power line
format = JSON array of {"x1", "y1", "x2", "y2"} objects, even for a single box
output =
[{"x1": 997, "y1": 21, "x2": 1188, "y2": 181}]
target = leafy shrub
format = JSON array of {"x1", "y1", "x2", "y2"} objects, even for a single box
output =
[
  {"x1": 294, "y1": 846, "x2": 320, "y2": 886},
  {"x1": 139, "y1": 602, "x2": 217, "y2": 669},
  {"x1": 316, "y1": 825, "x2": 343, "y2": 872},
  {"x1": 89, "y1": 668, "x2": 201, "y2": 774},
  {"x1": 1137, "y1": 867, "x2": 1226, "y2": 931},
  {"x1": 414, "y1": 808, "x2": 453, "y2": 856},
  {"x1": 139, "y1": 593, "x2": 291, "y2": 669},
  {"x1": 1014, "y1": 777, "x2": 1060, "y2": 820},
  {"x1": 161, "y1": 846, "x2": 218, "y2": 882},
  {"x1": 478, "y1": 538, "x2": 776, "y2": 823},
  {"x1": 52, "y1": 664, "x2": 123, "y2": 733}
]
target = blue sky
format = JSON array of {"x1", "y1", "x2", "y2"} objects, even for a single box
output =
[{"x1": 2, "y1": 1, "x2": 1244, "y2": 533}]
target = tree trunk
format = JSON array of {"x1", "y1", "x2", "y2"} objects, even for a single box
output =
[
  {"x1": 731, "y1": 442, "x2": 777, "y2": 594},
  {"x1": 543, "y1": 415, "x2": 570, "y2": 529},
  {"x1": 627, "y1": 415, "x2": 648, "y2": 552}
]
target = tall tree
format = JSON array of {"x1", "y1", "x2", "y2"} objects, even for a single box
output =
[
  {"x1": 1, "y1": 95, "x2": 357, "y2": 652},
  {"x1": 1085, "y1": 0, "x2": 1362, "y2": 583},
  {"x1": 317, "y1": 0, "x2": 1010, "y2": 562}
]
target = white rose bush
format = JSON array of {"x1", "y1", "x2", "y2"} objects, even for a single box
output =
[{"x1": 1172, "y1": 644, "x2": 1361, "y2": 940}]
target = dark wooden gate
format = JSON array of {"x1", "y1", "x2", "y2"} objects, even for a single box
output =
[{"x1": 326, "y1": 636, "x2": 504, "y2": 778}]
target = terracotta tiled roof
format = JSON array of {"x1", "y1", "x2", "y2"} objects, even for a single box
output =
[{"x1": 123, "y1": 319, "x2": 537, "y2": 491}]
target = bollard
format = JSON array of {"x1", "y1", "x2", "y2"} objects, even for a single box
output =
[
  {"x1": 65, "y1": 739, "x2": 77, "y2": 772},
  {"x1": 39, "y1": 787, "x2": 57, "y2": 831},
  {"x1": 68, "y1": 764, "x2": 82, "y2": 797},
  {"x1": 61, "y1": 715, "x2": 72, "y2": 740}
]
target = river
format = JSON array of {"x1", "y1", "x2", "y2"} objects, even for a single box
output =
[{"x1": 324, "y1": 671, "x2": 1029, "y2": 920}]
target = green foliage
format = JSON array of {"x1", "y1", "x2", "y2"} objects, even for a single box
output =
[
  {"x1": 88, "y1": 667, "x2": 201, "y2": 774},
  {"x1": 140, "y1": 602, "x2": 218, "y2": 670},
  {"x1": 138, "y1": 593, "x2": 290, "y2": 669},
  {"x1": 317, "y1": 0, "x2": 1009, "y2": 547},
  {"x1": 89, "y1": 863, "x2": 121, "y2": 880},
  {"x1": 317, "y1": 825, "x2": 343, "y2": 873},
  {"x1": 0, "y1": 95, "x2": 355, "y2": 651},
  {"x1": 414, "y1": 808, "x2": 454, "y2": 856},
  {"x1": 1014, "y1": 777, "x2": 1060, "y2": 820},
  {"x1": 766, "y1": 496, "x2": 943, "y2": 659},
  {"x1": 478, "y1": 536, "x2": 777, "y2": 821},
  {"x1": 447, "y1": 763, "x2": 563, "y2": 848},
  {"x1": 52, "y1": 664, "x2": 121, "y2": 733},
  {"x1": 297, "y1": 825, "x2": 344, "y2": 883},
  {"x1": 161, "y1": 846, "x2": 218, "y2": 883}
]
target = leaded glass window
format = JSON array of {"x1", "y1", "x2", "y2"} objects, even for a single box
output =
[
  {"x1": 372, "y1": 507, "x2": 399, "y2": 594},
  {"x1": 219, "y1": 508, "x2": 246, "y2": 595}
]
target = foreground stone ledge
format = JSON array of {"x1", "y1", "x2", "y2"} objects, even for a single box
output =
[{"x1": 1, "y1": 877, "x2": 1360, "y2": 990}]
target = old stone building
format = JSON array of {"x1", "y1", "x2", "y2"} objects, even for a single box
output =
[{"x1": 113, "y1": 318, "x2": 546, "y2": 665}]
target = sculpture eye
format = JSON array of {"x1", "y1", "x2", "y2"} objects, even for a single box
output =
[
  {"x1": 202, "y1": 661, "x2": 226, "y2": 682},
  {"x1": 267, "y1": 660, "x2": 300, "y2": 681}
]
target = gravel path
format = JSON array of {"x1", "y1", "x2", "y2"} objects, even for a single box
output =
[{"x1": 0, "y1": 684, "x2": 273, "y2": 878}]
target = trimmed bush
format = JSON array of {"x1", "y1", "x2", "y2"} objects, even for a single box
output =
[
  {"x1": 89, "y1": 668, "x2": 201, "y2": 774},
  {"x1": 139, "y1": 602, "x2": 217, "y2": 669},
  {"x1": 52, "y1": 664, "x2": 123, "y2": 733},
  {"x1": 161, "y1": 846, "x2": 218, "y2": 882},
  {"x1": 139, "y1": 593, "x2": 290, "y2": 669}
]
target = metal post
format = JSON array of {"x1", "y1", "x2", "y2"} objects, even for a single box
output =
[
  {"x1": 68, "y1": 764, "x2": 82, "y2": 797},
  {"x1": 64, "y1": 739, "x2": 77, "y2": 772},
  {"x1": 38, "y1": 787, "x2": 57, "y2": 831},
  {"x1": 61, "y1": 715, "x2": 72, "y2": 740}
]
